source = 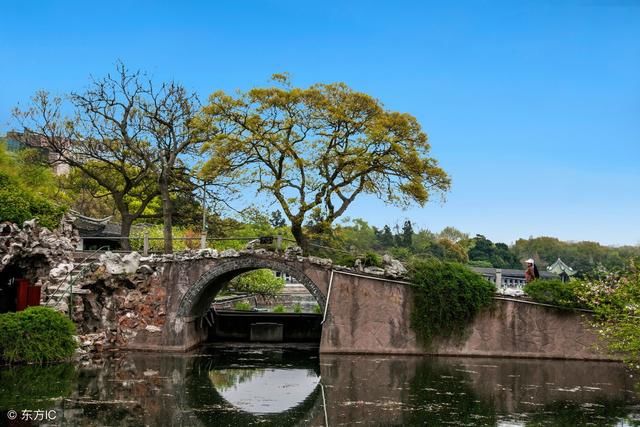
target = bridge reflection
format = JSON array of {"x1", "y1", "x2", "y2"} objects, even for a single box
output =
[{"x1": 5, "y1": 347, "x2": 637, "y2": 426}]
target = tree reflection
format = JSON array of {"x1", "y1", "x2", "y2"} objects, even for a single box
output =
[
  {"x1": 405, "y1": 359, "x2": 498, "y2": 426},
  {"x1": 0, "y1": 363, "x2": 76, "y2": 411}
]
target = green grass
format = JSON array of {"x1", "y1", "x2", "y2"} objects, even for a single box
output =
[{"x1": 232, "y1": 301, "x2": 252, "y2": 311}]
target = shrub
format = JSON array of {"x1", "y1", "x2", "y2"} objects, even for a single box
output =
[
  {"x1": 0, "y1": 306, "x2": 77, "y2": 364},
  {"x1": 313, "y1": 304, "x2": 322, "y2": 314},
  {"x1": 524, "y1": 280, "x2": 587, "y2": 309},
  {"x1": 574, "y1": 264, "x2": 640, "y2": 366},
  {"x1": 361, "y1": 251, "x2": 382, "y2": 267},
  {"x1": 233, "y1": 301, "x2": 252, "y2": 311},
  {"x1": 272, "y1": 304, "x2": 285, "y2": 313},
  {"x1": 409, "y1": 259, "x2": 495, "y2": 345},
  {"x1": 0, "y1": 184, "x2": 65, "y2": 230},
  {"x1": 293, "y1": 303, "x2": 302, "y2": 313},
  {"x1": 228, "y1": 269, "x2": 285, "y2": 297}
]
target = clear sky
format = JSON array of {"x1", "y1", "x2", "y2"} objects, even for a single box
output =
[{"x1": 1, "y1": 1, "x2": 638, "y2": 246}]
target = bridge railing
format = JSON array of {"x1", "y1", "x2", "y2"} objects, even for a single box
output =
[
  {"x1": 78, "y1": 235, "x2": 293, "y2": 256},
  {"x1": 77, "y1": 234, "x2": 352, "y2": 257}
]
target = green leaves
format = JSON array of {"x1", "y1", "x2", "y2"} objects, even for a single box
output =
[
  {"x1": 0, "y1": 307, "x2": 77, "y2": 364},
  {"x1": 228, "y1": 269, "x2": 285, "y2": 297},
  {"x1": 198, "y1": 77, "x2": 450, "y2": 248},
  {"x1": 409, "y1": 259, "x2": 495, "y2": 345},
  {"x1": 523, "y1": 280, "x2": 587, "y2": 309}
]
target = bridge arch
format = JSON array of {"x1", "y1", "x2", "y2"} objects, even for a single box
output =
[{"x1": 176, "y1": 257, "x2": 327, "y2": 319}]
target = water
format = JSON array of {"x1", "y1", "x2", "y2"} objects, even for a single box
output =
[{"x1": 0, "y1": 346, "x2": 639, "y2": 426}]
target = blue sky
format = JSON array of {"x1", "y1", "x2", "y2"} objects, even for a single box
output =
[{"x1": 1, "y1": 1, "x2": 638, "y2": 245}]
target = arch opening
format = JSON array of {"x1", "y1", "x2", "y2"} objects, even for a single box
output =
[
  {"x1": 177, "y1": 258, "x2": 326, "y2": 319},
  {"x1": 175, "y1": 258, "x2": 327, "y2": 347}
]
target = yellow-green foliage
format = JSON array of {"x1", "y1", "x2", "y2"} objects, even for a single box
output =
[
  {"x1": 0, "y1": 307, "x2": 77, "y2": 364},
  {"x1": 229, "y1": 269, "x2": 285, "y2": 296},
  {"x1": 197, "y1": 76, "x2": 450, "y2": 248},
  {"x1": 0, "y1": 142, "x2": 67, "y2": 228}
]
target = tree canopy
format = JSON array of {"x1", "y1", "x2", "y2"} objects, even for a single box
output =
[{"x1": 197, "y1": 75, "x2": 450, "y2": 249}]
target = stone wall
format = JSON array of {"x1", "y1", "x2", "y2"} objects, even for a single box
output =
[{"x1": 319, "y1": 272, "x2": 614, "y2": 360}]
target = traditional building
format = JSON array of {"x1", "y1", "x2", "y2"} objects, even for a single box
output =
[
  {"x1": 72, "y1": 211, "x2": 122, "y2": 251},
  {"x1": 546, "y1": 258, "x2": 577, "y2": 282},
  {"x1": 471, "y1": 267, "x2": 558, "y2": 295}
]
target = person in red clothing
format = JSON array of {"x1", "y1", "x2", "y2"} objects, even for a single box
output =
[{"x1": 525, "y1": 258, "x2": 540, "y2": 283}]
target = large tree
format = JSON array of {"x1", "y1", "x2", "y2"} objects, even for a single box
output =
[
  {"x1": 13, "y1": 68, "x2": 158, "y2": 249},
  {"x1": 198, "y1": 76, "x2": 450, "y2": 250},
  {"x1": 14, "y1": 64, "x2": 213, "y2": 252}
]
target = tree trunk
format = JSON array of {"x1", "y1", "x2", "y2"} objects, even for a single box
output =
[
  {"x1": 120, "y1": 215, "x2": 134, "y2": 251},
  {"x1": 291, "y1": 221, "x2": 308, "y2": 254},
  {"x1": 160, "y1": 175, "x2": 173, "y2": 254}
]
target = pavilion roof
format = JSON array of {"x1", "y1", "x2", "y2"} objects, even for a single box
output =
[{"x1": 546, "y1": 258, "x2": 577, "y2": 276}]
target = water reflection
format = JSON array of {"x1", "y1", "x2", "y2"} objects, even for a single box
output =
[
  {"x1": 209, "y1": 368, "x2": 320, "y2": 414},
  {"x1": 0, "y1": 347, "x2": 638, "y2": 426}
]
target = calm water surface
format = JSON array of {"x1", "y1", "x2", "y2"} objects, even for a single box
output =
[{"x1": 0, "y1": 346, "x2": 638, "y2": 426}]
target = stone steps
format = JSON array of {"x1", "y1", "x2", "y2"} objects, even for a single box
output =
[{"x1": 43, "y1": 263, "x2": 94, "y2": 312}]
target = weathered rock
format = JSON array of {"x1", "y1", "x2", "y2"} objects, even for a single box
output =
[
  {"x1": 364, "y1": 266, "x2": 385, "y2": 275},
  {"x1": 99, "y1": 251, "x2": 141, "y2": 275},
  {"x1": 49, "y1": 262, "x2": 74, "y2": 280},
  {"x1": 198, "y1": 248, "x2": 218, "y2": 258},
  {"x1": 220, "y1": 249, "x2": 239, "y2": 258},
  {"x1": 285, "y1": 245, "x2": 303, "y2": 258},
  {"x1": 0, "y1": 216, "x2": 79, "y2": 313},
  {"x1": 382, "y1": 254, "x2": 408, "y2": 278},
  {"x1": 121, "y1": 252, "x2": 141, "y2": 274},
  {"x1": 137, "y1": 264, "x2": 154, "y2": 275},
  {"x1": 308, "y1": 256, "x2": 333, "y2": 268},
  {"x1": 100, "y1": 252, "x2": 125, "y2": 275}
]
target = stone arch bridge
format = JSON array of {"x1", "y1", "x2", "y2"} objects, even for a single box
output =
[{"x1": 128, "y1": 251, "x2": 416, "y2": 353}]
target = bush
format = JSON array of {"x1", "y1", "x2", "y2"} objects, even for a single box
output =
[
  {"x1": 524, "y1": 280, "x2": 586, "y2": 309},
  {"x1": 272, "y1": 304, "x2": 285, "y2": 313},
  {"x1": 313, "y1": 304, "x2": 322, "y2": 314},
  {"x1": 293, "y1": 303, "x2": 302, "y2": 313},
  {"x1": 0, "y1": 183, "x2": 65, "y2": 230},
  {"x1": 361, "y1": 251, "x2": 382, "y2": 267},
  {"x1": 574, "y1": 264, "x2": 640, "y2": 366},
  {"x1": 0, "y1": 306, "x2": 77, "y2": 364},
  {"x1": 409, "y1": 259, "x2": 495, "y2": 345},
  {"x1": 228, "y1": 269, "x2": 285, "y2": 296},
  {"x1": 233, "y1": 301, "x2": 252, "y2": 311}
]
